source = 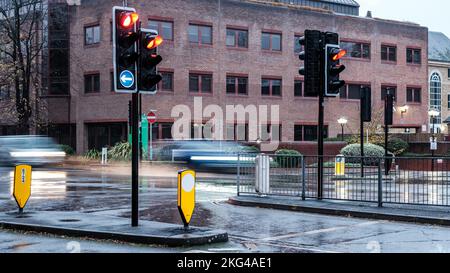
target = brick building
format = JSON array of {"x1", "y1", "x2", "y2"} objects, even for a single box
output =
[{"x1": 31, "y1": 0, "x2": 430, "y2": 153}]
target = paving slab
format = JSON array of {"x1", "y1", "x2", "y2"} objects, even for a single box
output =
[
  {"x1": 229, "y1": 195, "x2": 450, "y2": 226},
  {"x1": 0, "y1": 211, "x2": 228, "y2": 247}
]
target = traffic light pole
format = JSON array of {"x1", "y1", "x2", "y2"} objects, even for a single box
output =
[
  {"x1": 360, "y1": 88, "x2": 365, "y2": 178},
  {"x1": 131, "y1": 92, "x2": 139, "y2": 227},
  {"x1": 318, "y1": 91, "x2": 324, "y2": 200},
  {"x1": 384, "y1": 95, "x2": 390, "y2": 176},
  {"x1": 318, "y1": 36, "x2": 325, "y2": 200}
]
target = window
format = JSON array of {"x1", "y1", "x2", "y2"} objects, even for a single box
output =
[
  {"x1": 294, "y1": 125, "x2": 328, "y2": 141},
  {"x1": 46, "y1": 124, "x2": 77, "y2": 150},
  {"x1": 161, "y1": 123, "x2": 173, "y2": 139},
  {"x1": 85, "y1": 25, "x2": 100, "y2": 45},
  {"x1": 340, "y1": 84, "x2": 369, "y2": 100},
  {"x1": 148, "y1": 20, "x2": 173, "y2": 41},
  {"x1": 430, "y1": 73, "x2": 442, "y2": 124},
  {"x1": 261, "y1": 32, "x2": 281, "y2": 51},
  {"x1": 84, "y1": 73, "x2": 100, "y2": 93},
  {"x1": 381, "y1": 86, "x2": 397, "y2": 101},
  {"x1": 150, "y1": 123, "x2": 174, "y2": 140},
  {"x1": 407, "y1": 48, "x2": 421, "y2": 64},
  {"x1": 226, "y1": 28, "x2": 248, "y2": 48},
  {"x1": 294, "y1": 125, "x2": 303, "y2": 141},
  {"x1": 226, "y1": 76, "x2": 248, "y2": 95},
  {"x1": 188, "y1": 24, "x2": 212, "y2": 45},
  {"x1": 48, "y1": 4, "x2": 69, "y2": 96},
  {"x1": 261, "y1": 78, "x2": 282, "y2": 96},
  {"x1": 189, "y1": 73, "x2": 212, "y2": 93},
  {"x1": 260, "y1": 124, "x2": 281, "y2": 142},
  {"x1": 448, "y1": 94, "x2": 450, "y2": 110},
  {"x1": 87, "y1": 123, "x2": 127, "y2": 150},
  {"x1": 381, "y1": 45, "x2": 396, "y2": 62},
  {"x1": 294, "y1": 80, "x2": 303, "y2": 97},
  {"x1": 224, "y1": 123, "x2": 250, "y2": 141},
  {"x1": 340, "y1": 41, "x2": 370, "y2": 59},
  {"x1": 406, "y1": 87, "x2": 421, "y2": 103},
  {"x1": 448, "y1": 68, "x2": 450, "y2": 79},
  {"x1": 160, "y1": 71, "x2": 174, "y2": 91},
  {"x1": 0, "y1": 85, "x2": 10, "y2": 100},
  {"x1": 294, "y1": 35, "x2": 303, "y2": 54}
]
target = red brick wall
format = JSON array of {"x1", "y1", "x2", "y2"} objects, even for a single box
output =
[
  {"x1": 47, "y1": 0, "x2": 429, "y2": 153},
  {"x1": 278, "y1": 142, "x2": 347, "y2": 156}
]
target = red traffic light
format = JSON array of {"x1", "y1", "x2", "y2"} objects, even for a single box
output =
[
  {"x1": 120, "y1": 12, "x2": 139, "y2": 28},
  {"x1": 331, "y1": 49, "x2": 347, "y2": 61},
  {"x1": 146, "y1": 35, "x2": 164, "y2": 50}
]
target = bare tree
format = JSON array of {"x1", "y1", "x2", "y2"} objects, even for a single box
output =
[{"x1": 0, "y1": 0, "x2": 46, "y2": 134}]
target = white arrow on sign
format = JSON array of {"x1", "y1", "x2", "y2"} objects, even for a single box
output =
[{"x1": 121, "y1": 75, "x2": 133, "y2": 82}]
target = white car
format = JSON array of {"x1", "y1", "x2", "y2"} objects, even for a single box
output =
[{"x1": 0, "y1": 136, "x2": 66, "y2": 166}]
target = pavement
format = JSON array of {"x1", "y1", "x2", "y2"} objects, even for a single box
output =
[
  {"x1": 5, "y1": 165, "x2": 450, "y2": 252},
  {"x1": 229, "y1": 195, "x2": 450, "y2": 226},
  {"x1": 0, "y1": 210, "x2": 228, "y2": 247}
]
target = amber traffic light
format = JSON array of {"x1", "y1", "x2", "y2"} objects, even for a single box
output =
[{"x1": 138, "y1": 29, "x2": 163, "y2": 94}]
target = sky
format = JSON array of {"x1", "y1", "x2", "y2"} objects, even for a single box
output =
[{"x1": 357, "y1": 0, "x2": 450, "y2": 38}]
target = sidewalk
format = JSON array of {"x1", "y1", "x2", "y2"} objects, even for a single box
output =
[
  {"x1": 0, "y1": 211, "x2": 228, "y2": 247},
  {"x1": 229, "y1": 195, "x2": 450, "y2": 226}
]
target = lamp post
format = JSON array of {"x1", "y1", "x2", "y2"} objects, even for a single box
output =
[
  {"x1": 429, "y1": 109, "x2": 440, "y2": 172},
  {"x1": 337, "y1": 117, "x2": 348, "y2": 142}
]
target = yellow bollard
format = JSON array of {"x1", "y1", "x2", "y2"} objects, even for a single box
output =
[
  {"x1": 335, "y1": 155, "x2": 345, "y2": 176},
  {"x1": 177, "y1": 170, "x2": 196, "y2": 229},
  {"x1": 13, "y1": 165, "x2": 32, "y2": 213}
]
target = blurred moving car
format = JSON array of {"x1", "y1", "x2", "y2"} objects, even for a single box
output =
[
  {"x1": 159, "y1": 140, "x2": 258, "y2": 171},
  {"x1": 0, "y1": 136, "x2": 66, "y2": 166}
]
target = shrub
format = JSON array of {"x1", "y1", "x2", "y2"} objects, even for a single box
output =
[
  {"x1": 340, "y1": 143, "x2": 385, "y2": 165},
  {"x1": 108, "y1": 142, "x2": 132, "y2": 161},
  {"x1": 60, "y1": 145, "x2": 75, "y2": 156},
  {"x1": 341, "y1": 143, "x2": 385, "y2": 157},
  {"x1": 387, "y1": 138, "x2": 409, "y2": 156},
  {"x1": 274, "y1": 149, "x2": 303, "y2": 168},
  {"x1": 349, "y1": 135, "x2": 409, "y2": 156},
  {"x1": 84, "y1": 149, "x2": 100, "y2": 160},
  {"x1": 241, "y1": 145, "x2": 260, "y2": 154}
]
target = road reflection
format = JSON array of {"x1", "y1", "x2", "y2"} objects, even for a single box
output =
[{"x1": 8, "y1": 170, "x2": 68, "y2": 200}]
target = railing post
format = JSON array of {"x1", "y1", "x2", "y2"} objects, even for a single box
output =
[
  {"x1": 237, "y1": 153, "x2": 241, "y2": 196},
  {"x1": 378, "y1": 157, "x2": 383, "y2": 207},
  {"x1": 302, "y1": 156, "x2": 306, "y2": 200}
]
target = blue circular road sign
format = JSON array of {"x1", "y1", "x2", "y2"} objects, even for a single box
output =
[{"x1": 120, "y1": 70, "x2": 135, "y2": 88}]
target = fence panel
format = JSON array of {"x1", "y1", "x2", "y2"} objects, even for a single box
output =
[{"x1": 237, "y1": 154, "x2": 450, "y2": 208}]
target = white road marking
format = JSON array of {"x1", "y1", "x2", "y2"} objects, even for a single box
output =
[
  {"x1": 254, "y1": 241, "x2": 340, "y2": 253},
  {"x1": 183, "y1": 250, "x2": 213, "y2": 253},
  {"x1": 260, "y1": 221, "x2": 382, "y2": 242}
]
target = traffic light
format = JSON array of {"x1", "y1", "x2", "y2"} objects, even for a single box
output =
[
  {"x1": 299, "y1": 30, "x2": 322, "y2": 97},
  {"x1": 325, "y1": 42, "x2": 346, "y2": 97},
  {"x1": 113, "y1": 6, "x2": 139, "y2": 93},
  {"x1": 138, "y1": 29, "x2": 163, "y2": 94}
]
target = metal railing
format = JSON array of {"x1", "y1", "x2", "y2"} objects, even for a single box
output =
[{"x1": 237, "y1": 154, "x2": 450, "y2": 208}]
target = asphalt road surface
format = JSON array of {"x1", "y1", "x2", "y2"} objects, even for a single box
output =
[{"x1": 1, "y1": 166, "x2": 450, "y2": 253}]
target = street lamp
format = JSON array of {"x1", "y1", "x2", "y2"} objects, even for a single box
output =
[
  {"x1": 428, "y1": 109, "x2": 440, "y2": 172},
  {"x1": 338, "y1": 117, "x2": 348, "y2": 142},
  {"x1": 399, "y1": 105, "x2": 409, "y2": 118},
  {"x1": 429, "y1": 109, "x2": 440, "y2": 136}
]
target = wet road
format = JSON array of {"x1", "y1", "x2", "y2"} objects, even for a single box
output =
[{"x1": 1, "y1": 166, "x2": 450, "y2": 253}]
